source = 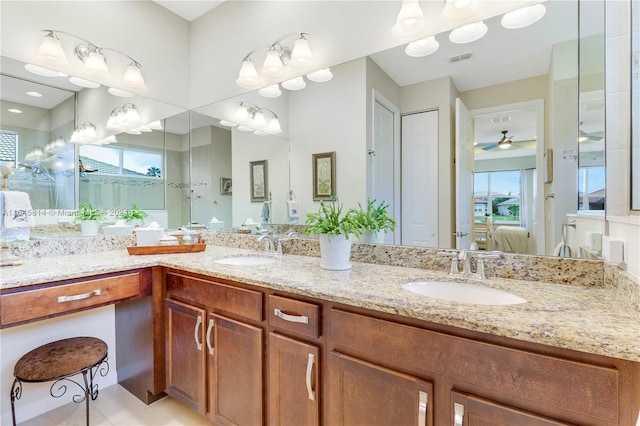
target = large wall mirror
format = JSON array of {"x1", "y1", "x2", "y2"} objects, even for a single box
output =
[
  {"x1": 192, "y1": 0, "x2": 605, "y2": 259},
  {"x1": 632, "y1": 0, "x2": 640, "y2": 210}
]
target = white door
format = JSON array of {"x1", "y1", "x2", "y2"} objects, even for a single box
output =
[
  {"x1": 455, "y1": 98, "x2": 473, "y2": 250},
  {"x1": 371, "y1": 95, "x2": 399, "y2": 244},
  {"x1": 401, "y1": 110, "x2": 439, "y2": 247}
]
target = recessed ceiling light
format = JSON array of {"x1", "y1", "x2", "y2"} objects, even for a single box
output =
[
  {"x1": 26, "y1": 91, "x2": 43, "y2": 97},
  {"x1": 108, "y1": 87, "x2": 135, "y2": 98},
  {"x1": 24, "y1": 63, "x2": 59, "y2": 77},
  {"x1": 69, "y1": 77, "x2": 100, "y2": 88},
  {"x1": 8, "y1": 108, "x2": 23, "y2": 114}
]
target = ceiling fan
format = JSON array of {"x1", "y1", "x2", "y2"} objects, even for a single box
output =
[
  {"x1": 476, "y1": 130, "x2": 519, "y2": 151},
  {"x1": 578, "y1": 122, "x2": 604, "y2": 143}
]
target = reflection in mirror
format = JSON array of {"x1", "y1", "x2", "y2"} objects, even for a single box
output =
[
  {"x1": 632, "y1": 0, "x2": 640, "y2": 210},
  {"x1": 191, "y1": 94, "x2": 290, "y2": 229},
  {"x1": 0, "y1": 73, "x2": 75, "y2": 210},
  {"x1": 164, "y1": 111, "x2": 190, "y2": 229}
]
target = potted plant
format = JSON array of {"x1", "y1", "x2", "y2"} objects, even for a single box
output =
[
  {"x1": 75, "y1": 202, "x2": 105, "y2": 236},
  {"x1": 117, "y1": 203, "x2": 148, "y2": 227},
  {"x1": 353, "y1": 199, "x2": 396, "y2": 244},
  {"x1": 305, "y1": 198, "x2": 363, "y2": 270}
]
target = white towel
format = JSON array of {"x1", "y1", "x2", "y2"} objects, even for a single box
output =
[{"x1": 1, "y1": 191, "x2": 35, "y2": 229}]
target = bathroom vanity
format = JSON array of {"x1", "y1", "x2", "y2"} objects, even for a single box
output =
[{"x1": 1, "y1": 244, "x2": 638, "y2": 425}]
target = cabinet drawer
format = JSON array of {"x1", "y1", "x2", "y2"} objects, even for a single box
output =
[
  {"x1": 1, "y1": 272, "x2": 142, "y2": 327},
  {"x1": 330, "y1": 309, "x2": 619, "y2": 424},
  {"x1": 269, "y1": 294, "x2": 320, "y2": 338},
  {"x1": 166, "y1": 273, "x2": 263, "y2": 322}
]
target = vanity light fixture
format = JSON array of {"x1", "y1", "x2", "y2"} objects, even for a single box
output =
[
  {"x1": 70, "y1": 122, "x2": 98, "y2": 144},
  {"x1": 440, "y1": 0, "x2": 482, "y2": 24},
  {"x1": 33, "y1": 29, "x2": 148, "y2": 92},
  {"x1": 392, "y1": 0, "x2": 428, "y2": 40},
  {"x1": 236, "y1": 32, "x2": 315, "y2": 90},
  {"x1": 449, "y1": 21, "x2": 488, "y2": 44},
  {"x1": 104, "y1": 103, "x2": 159, "y2": 135},
  {"x1": 501, "y1": 3, "x2": 546, "y2": 29},
  {"x1": 224, "y1": 102, "x2": 283, "y2": 136},
  {"x1": 405, "y1": 36, "x2": 440, "y2": 57}
]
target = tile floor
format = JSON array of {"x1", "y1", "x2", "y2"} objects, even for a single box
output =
[{"x1": 18, "y1": 385, "x2": 215, "y2": 425}]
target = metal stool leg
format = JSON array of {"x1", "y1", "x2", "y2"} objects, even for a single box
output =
[
  {"x1": 10, "y1": 378, "x2": 22, "y2": 426},
  {"x1": 81, "y1": 371, "x2": 90, "y2": 426}
]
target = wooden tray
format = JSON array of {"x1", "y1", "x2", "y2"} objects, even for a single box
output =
[{"x1": 127, "y1": 243, "x2": 206, "y2": 255}]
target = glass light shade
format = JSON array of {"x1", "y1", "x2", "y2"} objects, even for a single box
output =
[
  {"x1": 108, "y1": 87, "x2": 135, "y2": 98},
  {"x1": 25, "y1": 64, "x2": 60, "y2": 77},
  {"x1": 84, "y1": 51, "x2": 110, "y2": 79},
  {"x1": 148, "y1": 120, "x2": 163, "y2": 130},
  {"x1": 440, "y1": 0, "x2": 481, "y2": 24},
  {"x1": 69, "y1": 77, "x2": 100, "y2": 88},
  {"x1": 261, "y1": 49, "x2": 286, "y2": 79},
  {"x1": 106, "y1": 115, "x2": 119, "y2": 131},
  {"x1": 236, "y1": 60, "x2": 260, "y2": 88},
  {"x1": 449, "y1": 21, "x2": 488, "y2": 44},
  {"x1": 498, "y1": 141, "x2": 511, "y2": 149},
  {"x1": 252, "y1": 111, "x2": 266, "y2": 128},
  {"x1": 267, "y1": 117, "x2": 282, "y2": 134},
  {"x1": 281, "y1": 76, "x2": 306, "y2": 90},
  {"x1": 236, "y1": 104, "x2": 250, "y2": 122},
  {"x1": 501, "y1": 4, "x2": 546, "y2": 29},
  {"x1": 405, "y1": 36, "x2": 440, "y2": 57},
  {"x1": 122, "y1": 64, "x2": 147, "y2": 91},
  {"x1": 237, "y1": 125, "x2": 254, "y2": 132},
  {"x1": 392, "y1": 0, "x2": 427, "y2": 40},
  {"x1": 306, "y1": 68, "x2": 333, "y2": 82},
  {"x1": 289, "y1": 37, "x2": 314, "y2": 69},
  {"x1": 219, "y1": 120, "x2": 238, "y2": 127},
  {"x1": 116, "y1": 110, "x2": 127, "y2": 126},
  {"x1": 38, "y1": 33, "x2": 67, "y2": 65},
  {"x1": 258, "y1": 84, "x2": 282, "y2": 98},
  {"x1": 124, "y1": 106, "x2": 141, "y2": 125}
]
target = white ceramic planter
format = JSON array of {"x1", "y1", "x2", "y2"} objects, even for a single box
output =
[
  {"x1": 319, "y1": 233, "x2": 353, "y2": 270},
  {"x1": 80, "y1": 220, "x2": 100, "y2": 236},
  {"x1": 359, "y1": 230, "x2": 386, "y2": 244}
]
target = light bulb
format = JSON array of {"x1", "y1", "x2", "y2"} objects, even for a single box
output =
[
  {"x1": 122, "y1": 63, "x2": 147, "y2": 91},
  {"x1": 290, "y1": 36, "x2": 314, "y2": 69},
  {"x1": 236, "y1": 59, "x2": 260, "y2": 88},
  {"x1": 262, "y1": 49, "x2": 286, "y2": 79}
]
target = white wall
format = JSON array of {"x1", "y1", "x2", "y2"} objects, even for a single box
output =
[
  {"x1": 0, "y1": 307, "x2": 117, "y2": 425},
  {"x1": 289, "y1": 58, "x2": 368, "y2": 219}
]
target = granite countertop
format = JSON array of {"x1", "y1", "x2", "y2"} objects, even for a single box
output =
[{"x1": 1, "y1": 245, "x2": 638, "y2": 363}]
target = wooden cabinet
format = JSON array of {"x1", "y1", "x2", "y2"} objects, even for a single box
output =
[
  {"x1": 329, "y1": 351, "x2": 433, "y2": 426},
  {"x1": 450, "y1": 391, "x2": 571, "y2": 426},
  {"x1": 268, "y1": 333, "x2": 319, "y2": 426},
  {"x1": 209, "y1": 313, "x2": 263, "y2": 426},
  {"x1": 164, "y1": 271, "x2": 264, "y2": 426}
]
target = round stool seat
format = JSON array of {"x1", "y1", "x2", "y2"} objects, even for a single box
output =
[{"x1": 14, "y1": 337, "x2": 108, "y2": 382}]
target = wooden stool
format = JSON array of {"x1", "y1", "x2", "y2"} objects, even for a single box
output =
[{"x1": 10, "y1": 337, "x2": 108, "y2": 426}]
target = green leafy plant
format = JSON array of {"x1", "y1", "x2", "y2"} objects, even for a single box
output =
[
  {"x1": 353, "y1": 199, "x2": 396, "y2": 232},
  {"x1": 304, "y1": 198, "x2": 363, "y2": 240},
  {"x1": 74, "y1": 202, "x2": 105, "y2": 222},
  {"x1": 117, "y1": 203, "x2": 148, "y2": 222}
]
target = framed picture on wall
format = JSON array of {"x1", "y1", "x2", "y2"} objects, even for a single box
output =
[
  {"x1": 250, "y1": 160, "x2": 268, "y2": 202},
  {"x1": 312, "y1": 152, "x2": 336, "y2": 201},
  {"x1": 220, "y1": 177, "x2": 232, "y2": 195}
]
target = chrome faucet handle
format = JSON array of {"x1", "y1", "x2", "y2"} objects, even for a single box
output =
[
  {"x1": 474, "y1": 253, "x2": 501, "y2": 280},
  {"x1": 437, "y1": 250, "x2": 461, "y2": 275}
]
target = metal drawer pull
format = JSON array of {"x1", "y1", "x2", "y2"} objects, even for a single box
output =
[
  {"x1": 305, "y1": 353, "x2": 316, "y2": 401},
  {"x1": 206, "y1": 318, "x2": 214, "y2": 355},
  {"x1": 57, "y1": 289, "x2": 101, "y2": 303},
  {"x1": 194, "y1": 315, "x2": 203, "y2": 351},
  {"x1": 454, "y1": 402, "x2": 464, "y2": 426},
  {"x1": 274, "y1": 308, "x2": 309, "y2": 324},
  {"x1": 418, "y1": 391, "x2": 428, "y2": 426}
]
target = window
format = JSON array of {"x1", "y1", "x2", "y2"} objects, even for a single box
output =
[
  {"x1": 0, "y1": 130, "x2": 18, "y2": 167},
  {"x1": 474, "y1": 170, "x2": 521, "y2": 223},
  {"x1": 79, "y1": 145, "x2": 163, "y2": 178},
  {"x1": 578, "y1": 165, "x2": 605, "y2": 211}
]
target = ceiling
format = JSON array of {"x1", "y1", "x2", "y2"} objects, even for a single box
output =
[{"x1": 151, "y1": 0, "x2": 224, "y2": 21}]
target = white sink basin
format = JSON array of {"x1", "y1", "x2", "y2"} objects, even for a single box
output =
[
  {"x1": 402, "y1": 281, "x2": 527, "y2": 305},
  {"x1": 214, "y1": 255, "x2": 278, "y2": 266}
]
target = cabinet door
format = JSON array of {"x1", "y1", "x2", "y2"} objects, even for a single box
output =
[
  {"x1": 165, "y1": 299, "x2": 207, "y2": 415},
  {"x1": 208, "y1": 313, "x2": 263, "y2": 426},
  {"x1": 451, "y1": 391, "x2": 572, "y2": 426},
  {"x1": 269, "y1": 333, "x2": 319, "y2": 426},
  {"x1": 329, "y1": 352, "x2": 433, "y2": 426}
]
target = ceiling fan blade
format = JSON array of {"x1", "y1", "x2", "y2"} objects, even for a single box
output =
[{"x1": 481, "y1": 143, "x2": 499, "y2": 151}]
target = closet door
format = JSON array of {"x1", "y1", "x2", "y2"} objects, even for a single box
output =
[{"x1": 401, "y1": 110, "x2": 439, "y2": 247}]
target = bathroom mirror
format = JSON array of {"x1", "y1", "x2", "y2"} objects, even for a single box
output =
[
  {"x1": 632, "y1": 0, "x2": 640, "y2": 210},
  {"x1": 190, "y1": 93, "x2": 291, "y2": 228},
  {"x1": 0, "y1": 69, "x2": 75, "y2": 210}
]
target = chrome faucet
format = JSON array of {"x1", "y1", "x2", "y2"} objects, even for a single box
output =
[
  {"x1": 257, "y1": 235, "x2": 275, "y2": 253},
  {"x1": 286, "y1": 231, "x2": 300, "y2": 238},
  {"x1": 437, "y1": 249, "x2": 499, "y2": 280}
]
